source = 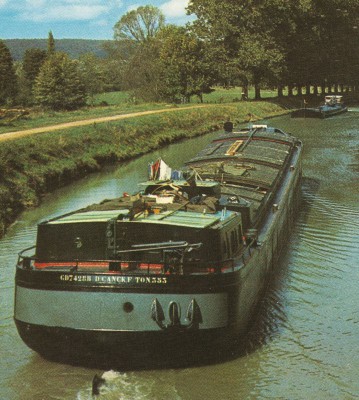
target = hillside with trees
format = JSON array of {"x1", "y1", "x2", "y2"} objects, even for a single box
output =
[{"x1": 4, "y1": 38, "x2": 109, "y2": 61}]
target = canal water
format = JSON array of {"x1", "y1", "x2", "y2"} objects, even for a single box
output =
[{"x1": 1, "y1": 112, "x2": 358, "y2": 399}]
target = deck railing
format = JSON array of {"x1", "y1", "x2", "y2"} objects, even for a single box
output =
[{"x1": 17, "y1": 242, "x2": 256, "y2": 275}]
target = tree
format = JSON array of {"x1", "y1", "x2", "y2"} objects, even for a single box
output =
[
  {"x1": 22, "y1": 48, "x2": 47, "y2": 87},
  {"x1": 0, "y1": 40, "x2": 17, "y2": 105},
  {"x1": 236, "y1": 32, "x2": 284, "y2": 99},
  {"x1": 268, "y1": 0, "x2": 359, "y2": 95},
  {"x1": 33, "y1": 52, "x2": 86, "y2": 110},
  {"x1": 114, "y1": 5, "x2": 165, "y2": 43},
  {"x1": 102, "y1": 39, "x2": 137, "y2": 92},
  {"x1": 158, "y1": 25, "x2": 217, "y2": 102},
  {"x1": 18, "y1": 48, "x2": 48, "y2": 109},
  {"x1": 186, "y1": 0, "x2": 359, "y2": 97},
  {"x1": 188, "y1": 0, "x2": 287, "y2": 99},
  {"x1": 78, "y1": 53, "x2": 105, "y2": 105},
  {"x1": 47, "y1": 30, "x2": 55, "y2": 55},
  {"x1": 309, "y1": 0, "x2": 359, "y2": 93},
  {"x1": 121, "y1": 40, "x2": 164, "y2": 101},
  {"x1": 112, "y1": 5, "x2": 167, "y2": 101}
]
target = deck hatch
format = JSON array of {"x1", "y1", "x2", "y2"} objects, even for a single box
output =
[
  {"x1": 47, "y1": 210, "x2": 129, "y2": 224},
  {"x1": 138, "y1": 210, "x2": 232, "y2": 228},
  {"x1": 225, "y1": 140, "x2": 243, "y2": 156}
]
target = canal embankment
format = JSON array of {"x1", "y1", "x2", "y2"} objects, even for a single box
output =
[{"x1": 0, "y1": 101, "x2": 288, "y2": 236}]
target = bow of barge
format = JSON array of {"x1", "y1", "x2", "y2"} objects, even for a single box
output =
[{"x1": 14, "y1": 125, "x2": 302, "y2": 366}]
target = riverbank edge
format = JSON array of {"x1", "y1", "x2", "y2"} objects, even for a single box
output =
[{"x1": 0, "y1": 101, "x2": 289, "y2": 237}]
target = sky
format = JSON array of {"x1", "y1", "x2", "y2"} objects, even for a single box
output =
[{"x1": 0, "y1": 0, "x2": 194, "y2": 40}]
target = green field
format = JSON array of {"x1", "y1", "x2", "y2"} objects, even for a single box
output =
[
  {"x1": 202, "y1": 87, "x2": 280, "y2": 103},
  {"x1": 92, "y1": 87, "x2": 281, "y2": 105},
  {"x1": 0, "y1": 87, "x2": 282, "y2": 135}
]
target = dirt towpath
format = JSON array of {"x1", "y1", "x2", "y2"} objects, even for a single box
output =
[{"x1": 0, "y1": 106, "x2": 207, "y2": 143}]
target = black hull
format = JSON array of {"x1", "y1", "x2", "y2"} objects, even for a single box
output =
[
  {"x1": 15, "y1": 319, "x2": 241, "y2": 368},
  {"x1": 322, "y1": 106, "x2": 348, "y2": 118},
  {"x1": 291, "y1": 108, "x2": 323, "y2": 118},
  {"x1": 291, "y1": 106, "x2": 348, "y2": 118}
]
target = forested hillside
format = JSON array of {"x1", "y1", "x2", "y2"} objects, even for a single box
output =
[{"x1": 4, "y1": 39, "x2": 110, "y2": 60}]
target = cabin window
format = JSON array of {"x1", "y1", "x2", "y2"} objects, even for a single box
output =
[{"x1": 223, "y1": 227, "x2": 242, "y2": 257}]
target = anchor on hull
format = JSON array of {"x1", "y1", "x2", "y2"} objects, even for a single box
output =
[{"x1": 151, "y1": 298, "x2": 203, "y2": 331}]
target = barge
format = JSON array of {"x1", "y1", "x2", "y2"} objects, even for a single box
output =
[
  {"x1": 291, "y1": 95, "x2": 347, "y2": 118},
  {"x1": 15, "y1": 124, "x2": 302, "y2": 367}
]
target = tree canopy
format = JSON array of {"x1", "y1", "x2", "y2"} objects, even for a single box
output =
[
  {"x1": 112, "y1": 7, "x2": 218, "y2": 102},
  {"x1": 113, "y1": 5, "x2": 165, "y2": 43},
  {"x1": 158, "y1": 25, "x2": 216, "y2": 102},
  {"x1": 47, "y1": 31, "x2": 55, "y2": 55},
  {"x1": 187, "y1": 0, "x2": 359, "y2": 97},
  {"x1": 22, "y1": 48, "x2": 47, "y2": 86},
  {"x1": 33, "y1": 52, "x2": 86, "y2": 110},
  {"x1": 78, "y1": 53, "x2": 105, "y2": 105}
]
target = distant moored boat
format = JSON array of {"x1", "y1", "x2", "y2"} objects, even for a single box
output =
[{"x1": 291, "y1": 95, "x2": 348, "y2": 118}]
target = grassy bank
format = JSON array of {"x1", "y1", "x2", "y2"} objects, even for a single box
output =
[
  {"x1": 0, "y1": 101, "x2": 287, "y2": 236},
  {"x1": 0, "y1": 102, "x2": 172, "y2": 135},
  {"x1": 0, "y1": 87, "x2": 287, "y2": 135}
]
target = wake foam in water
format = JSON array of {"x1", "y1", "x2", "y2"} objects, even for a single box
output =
[{"x1": 77, "y1": 369, "x2": 181, "y2": 400}]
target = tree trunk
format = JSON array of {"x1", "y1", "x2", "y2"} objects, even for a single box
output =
[
  {"x1": 288, "y1": 84, "x2": 293, "y2": 96},
  {"x1": 241, "y1": 85, "x2": 248, "y2": 100},
  {"x1": 277, "y1": 85, "x2": 283, "y2": 97},
  {"x1": 254, "y1": 83, "x2": 261, "y2": 100}
]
